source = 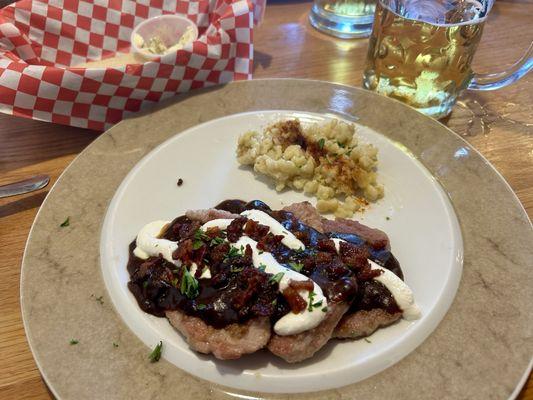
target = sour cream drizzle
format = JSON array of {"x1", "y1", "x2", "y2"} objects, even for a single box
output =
[
  {"x1": 133, "y1": 221, "x2": 212, "y2": 278},
  {"x1": 241, "y1": 209, "x2": 305, "y2": 250},
  {"x1": 133, "y1": 221, "x2": 177, "y2": 262},
  {"x1": 331, "y1": 238, "x2": 421, "y2": 320}
]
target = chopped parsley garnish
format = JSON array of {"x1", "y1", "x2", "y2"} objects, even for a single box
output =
[
  {"x1": 192, "y1": 240, "x2": 204, "y2": 250},
  {"x1": 180, "y1": 266, "x2": 199, "y2": 299},
  {"x1": 386, "y1": 216, "x2": 391, "y2": 220},
  {"x1": 170, "y1": 277, "x2": 178, "y2": 287},
  {"x1": 69, "y1": 339, "x2": 79, "y2": 345},
  {"x1": 196, "y1": 304, "x2": 207, "y2": 310},
  {"x1": 149, "y1": 341, "x2": 163, "y2": 363},
  {"x1": 224, "y1": 246, "x2": 243, "y2": 261},
  {"x1": 321, "y1": 306, "x2": 328, "y2": 312},
  {"x1": 113, "y1": 342, "x2": 119, "y2": 348},
  {"x1": 364, "y1": 338, "x2": 372, "y2": 343},
  {"x1": 271, "y1": 299, "x2": 277, "y2": 306},
  {"x1": 337, "y1": 141, "x2": 346, "y2": 148},
  {"x1": 317, "y1": 138, "x2": 325, "y2": 149},
  {"x1": 60, "y1": 217, "x2": 70, "y2": 227},
  {"x1": 258, "y1": 263, "x2": 267, "y2": 272},
  {"x1": 312, "y1": 300, "x2": 323, "y2": 308},
  {"x1": 143, "y1": 281, "x2": 149, "y2": 289},
  {"x1": 288, "y1": 262, "x2": 303, "y2": 272},
  {"x1": 194, "y1": 229, "x2": 209, "y2": 241},
  {"x1": 210, "y1": 236, "x2": 225, "y2": 246},
  {"x1": 269, "y1": 272, "x2": 284, "y2": 284},
  {"x1": 307, "y1": 291, "x2": 316, "y2": 312},
  {"x1": 192, "y1": 229, "x2": 209, "y2": 249}
]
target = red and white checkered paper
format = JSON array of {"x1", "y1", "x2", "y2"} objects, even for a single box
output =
[{"x1": 0, "y1": 0, "x2": 261, "y2": 130}]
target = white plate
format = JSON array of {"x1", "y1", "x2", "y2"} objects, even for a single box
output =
[{"x1": 100, "y1": 110, "x2": 463, "y2": 393}]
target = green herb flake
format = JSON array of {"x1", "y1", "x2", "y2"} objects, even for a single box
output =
[
  {"x1": 94, "y1": 295, "x2": 104, "y2": 305},
  {"x1": 307, "y1": 291, "x2": 316, "y2": 312},
  {"x1": 192, "y1": 240, "x2": 204, "y2": 250},
  {"x1": 271, "y1": 299, "x2": 277, "y2": 306},
  {"x1": 171, "y1": 278, "x2": 178, "y2": 287},
  {"x1": 269, "y1": 272, "x2": 284, "y2": 284},
  {"x1": 258, "y1": 263, "x2": 267, "y2": 272},
  {"x1": 386, "y1": 216, "x2": 391, "y2": 220},
  {"x1": 312, "y1": 300, "x2": 323, "y2": 308},
  {"x1": 337, "y1": 141, "x2": 346, "y2": 148},
  {"x1": 69, "y1": 339, "x2": 79, "y2": 345},
  {"x1": 180, "y1": 266, "x2": 199, "y2": 299},
  {"x1": 321, "y1": 306, "x2": 328, "y2": 313},
  {"x1": 364, "y1": 338, "x2": 372, "y2": 343},
  {"x1": 317, "y1": 138, "x2": 325, "y2": 149},
  {"x1": 288, "y1": 262, "x2": 304, "y2": 272},
  {"x1": 196, "y1": 304, "x2": 207, "y2": 310},
  {"x1": 113, "y1": 342, "x2": 119, "y2": 348},
  {"x1": 143, "y1": 281, "x2": 149, "y2": 289},
  {"x1": 210, "y1": 236, "x2": 225, "y2": 246},
  {"x1": 60, "y1": 217, "x2": 70, "y2": 227},
  {"x1": 149, "y1": 341, "x2": 163, "y2": 363},
  {"x1": 194, "y1": 229, "x2": 209, "y2": 241},
  {"x1": 224, "y1": 246, "x2": 243, "y2": 261}
]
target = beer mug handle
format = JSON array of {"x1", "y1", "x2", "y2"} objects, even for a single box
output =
[{"x1": 468, "y1": 42, "x2": 533, "y2": 91}]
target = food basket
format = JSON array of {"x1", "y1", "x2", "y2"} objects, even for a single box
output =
[{"x1": 0, "y1": 0, "x2": 261, "y2": 130}]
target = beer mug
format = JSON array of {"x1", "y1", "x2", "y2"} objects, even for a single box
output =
[{"x1": 363, "y1": 0, "x2": 533, "y2": 118}]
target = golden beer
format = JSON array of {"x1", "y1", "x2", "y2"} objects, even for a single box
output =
[{"x1": 363, "y1": 1, "x2": 485, "y2": 118}]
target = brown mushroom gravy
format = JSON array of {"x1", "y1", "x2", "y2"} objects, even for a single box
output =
[{"x1": 127, "y1": 200, "x2": 403, "y2": 329}]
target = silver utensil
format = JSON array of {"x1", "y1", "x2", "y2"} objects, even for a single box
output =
[{"x1": 0, "y1": 174, "x2": 50, "y2": 199}]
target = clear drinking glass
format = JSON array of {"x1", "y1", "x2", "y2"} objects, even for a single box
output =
[
  {"x1": 309, "y1": 0, "x2": 378, "y2": 38},
  {"x1": 362, "y1": 0, "x2": 533, "y2": 118}
]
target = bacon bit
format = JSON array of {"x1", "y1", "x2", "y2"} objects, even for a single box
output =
[
  {"x1": 256, "y1": 233, "x2": 284, "y2": 252},
  {"x1": 244, "y1": 244, "x2": 253, "y2": 259},
  {"x1": 294, "y1": 229, "x2": 309, "y2": 244},
  {"x1": 243, "y1": 219, "x2": 270, "y2": 241},
  {"x1": 210, "y1": 242, "x2": 230, "y2": 263},
  {"x1": 339, "y1": 241, "x2": 369, "y2": 270},
  {"x1": 231, "y1": 268, "x2": 268, "y2": 310},
  {"x1": 318, "y1": 239, "x2": 337, "y2": 253},
  {"x1": 226, "y1": 217, "x2": 247, "y2": 242},
  {"x1": 288, "y1": 279, "x2": 314, "y2": 292},
  {"x1": 205, "y1": 226, "x2": 222, "y2": 239},
  {"x1": 172, "y1": 239, "x2": 193, "y2": 263},
  {"x1": 358, "y1": 265, "x2": 382, "y2": 281},
  {"x1": 282, "y1": 286, "x2": 308, "y2": 314}
]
